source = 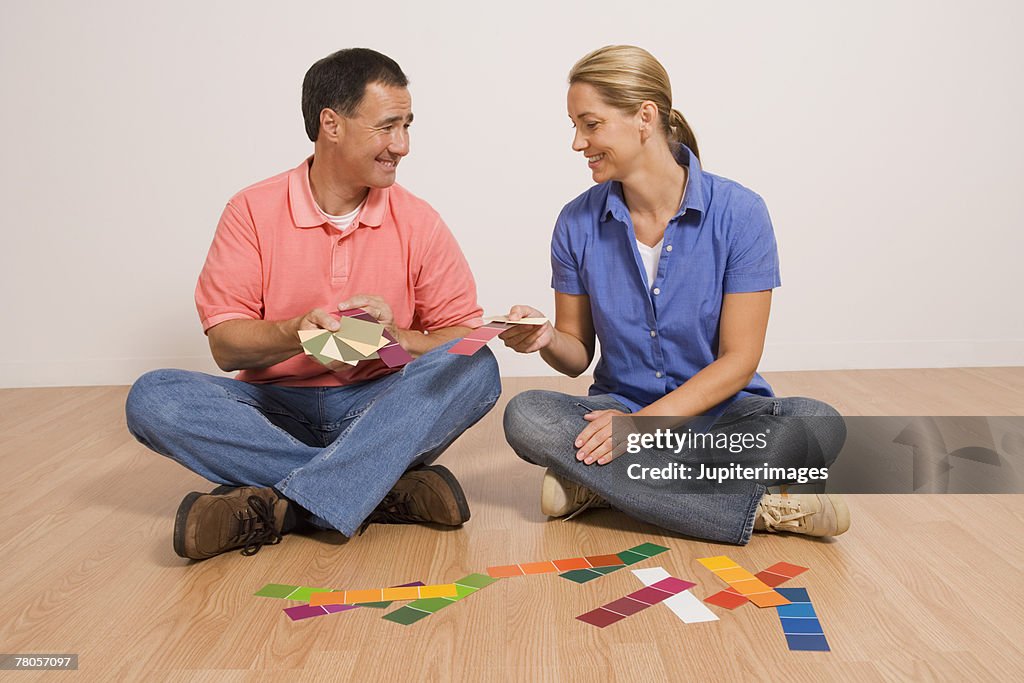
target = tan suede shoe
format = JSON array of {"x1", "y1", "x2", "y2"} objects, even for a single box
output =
[
  {"x1": 360, "y1": 465, "x2": 471, "y2": 532},
  {"x1": 754, "y1": 493, "x2": 851, "y2": 537},
  {"x1": 540, "y1": 468, "x2": 610, "y2": 519},
  {"x1": 173, "y1": 486, "x2": 289, "y2": 560}
]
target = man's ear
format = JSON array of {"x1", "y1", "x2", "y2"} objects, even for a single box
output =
[{"x1": 319, "y1": 108, "x2": 344, "y2": 143}]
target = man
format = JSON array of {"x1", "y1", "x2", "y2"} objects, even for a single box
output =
[{"x1": 126, "y1": 48, "x2": 500, "y2": 560}]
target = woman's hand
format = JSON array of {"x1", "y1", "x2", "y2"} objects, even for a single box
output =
[
  {"x1": 499, "y1": 305, "x2": 554, "y2": 354},
  {"x1": 574, "y1": 409, "x2": 634, "y2": 465}
]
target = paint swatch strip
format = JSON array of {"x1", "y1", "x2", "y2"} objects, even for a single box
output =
[
  {"x1": 383, "y1": 573, "x2": 500, "y2": 626},
  {"x1": 448, "y1": 322, "x2": 511, "y2": 355},
  {"x1": 704, "y1": 561, "x2": 808, "y2": 609},
  {"x1": 308, "y1": 583, "x2": 458, "y2": 606},
  {"x1": 559, "y1": 542, "x2": 670, "y2": 584},
  {"x1": 280, "y1": 582, "x2": 425, "y2": 621},
  {"x1": 774, "y1": 587, "x2": 830, "y2": 651},
  {"x1": 577, "y1": 576, "x2": 696, "y2": 628},
  {"x1": 488, "y1": 553, "x2": 626, "y2": 578},
  {"x1": 632, "y1": 567, "x2": 718, "y2": 623},
  {"x1": 697, "y1": 556, "x2": 790, "y2": 607}
]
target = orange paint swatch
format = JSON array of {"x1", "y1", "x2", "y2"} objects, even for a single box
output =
[{"x1": 697, "y1": 556, "x2": 790, "y2": 608}]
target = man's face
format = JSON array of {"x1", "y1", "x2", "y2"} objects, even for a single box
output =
[{"x1": 335, "y1": 82, "x2": 413, "y2": 188}]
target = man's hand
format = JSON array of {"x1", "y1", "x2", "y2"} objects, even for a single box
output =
[
  {"x1": 297, "y1": 308, "x2": 341, "y2": 333},
  {"x1": 574, "y1": 409, "x2": 633, "y2": 466},
  {"x1": 499, "y1": 305, "x2": 554, "y2": 354},
  {"x1": 338, "y1": 295, "x2": 398, "y2": 338}
]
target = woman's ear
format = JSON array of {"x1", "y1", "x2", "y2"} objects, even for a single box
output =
[{"x1": 638, "y1": 100, "x2": 659, "y2": 142}]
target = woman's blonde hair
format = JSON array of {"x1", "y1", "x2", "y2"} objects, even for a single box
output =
[{"x1": 569, "y1": 45, "x2": 699, "y2": 159}]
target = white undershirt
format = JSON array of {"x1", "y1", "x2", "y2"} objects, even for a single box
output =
[
  {"x1": 320, "y1": 199, "x2": 365, "y2": 232},
  {"x1": 636, "y1": 238, "x2": 664, "y2": 290}
]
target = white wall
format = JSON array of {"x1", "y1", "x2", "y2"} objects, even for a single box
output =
[{"x1": 2, "y1": 0, "x2": 1022, "y2": 387}]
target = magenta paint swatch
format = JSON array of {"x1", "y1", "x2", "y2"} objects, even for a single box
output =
[
  {"x1": 577, "y1": 577, "x2": 696, "y2": 630},
  {"x1": 576, "y1": 576, "x2": 696, "y2": 628},
  {"x1": 449, "y1": 323, "x2": 510, "y2": 356}
]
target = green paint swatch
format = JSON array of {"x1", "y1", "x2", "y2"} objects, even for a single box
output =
[
  {"x1": 630, "y1": 542, "x2": 669, "y2": 557},
  {"x1": 456, "y1": 573, "x2": 498, "y2": 589},
  {"x1": 616, "y1": 550, "x2": 648, "y2": 565},
  {"x1": 559, "y1": 569, "x2": 602, "y2": 584},
  {"x1": 454, "y1": 584, "x2": 479, "y2": 599},
  {"x1": 382, "y1": 573, "x2": 500, "y2": 626},
  {"x1": 382, "y1": 606, "x2": 431, "y2": 625},
  {"x1": 407, "y1": 597, "x2": 454, "y2": 613},
  {"x1": 254, "y1": 583, "x2": 298, "y2": 598},
  {"x1": 288, "y1": 587, "x2": 333, "y2": 603}
]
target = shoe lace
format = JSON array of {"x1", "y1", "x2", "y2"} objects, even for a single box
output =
[
  {"x1": 758, "y1": 497, "x2": 811, "y2": 533},
  {"x1": 357, "y1": 491, "x2": 421, "y2": 535},
  {"x1": 232, "y1": 495, "x2": 283, "y2": 556},
  {"x1": 564, "y1": 490, "x2": 607, "y2": 522}
]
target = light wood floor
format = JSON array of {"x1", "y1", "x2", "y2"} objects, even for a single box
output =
[{"x1": 1, "y1": 368, "x2": 1022, "y2": 681}]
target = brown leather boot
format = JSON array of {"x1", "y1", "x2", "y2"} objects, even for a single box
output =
[
  {"x1": 359, "y1": 465, "x2": 470, "y2": 533},
  {"x1": 173, "y1": 485, "x2": 290, "y2": 560}
]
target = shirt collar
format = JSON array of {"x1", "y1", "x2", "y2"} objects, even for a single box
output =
[
  {"x1": 288, "y1": 157, "x2": 387, "y2": 229},
  {"x1": 602, "y1": 143, "x2": 707, "y2": 222}
]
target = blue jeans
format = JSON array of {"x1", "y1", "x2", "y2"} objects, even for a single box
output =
[
  {"x1": 126, "y1": 340, "x2": 501, "y2": 537},
  {"x1": 503, "y1": 392, "x2": 845, "y2": 545}
]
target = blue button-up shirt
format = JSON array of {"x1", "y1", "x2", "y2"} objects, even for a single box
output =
[{"x1": 550, "y1": 145, "x2": 780, "y2": 416}]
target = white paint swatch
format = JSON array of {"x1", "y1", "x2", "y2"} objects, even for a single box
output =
[{"x1": 632, "y1": 567, "x2": 719, "y2": 623}]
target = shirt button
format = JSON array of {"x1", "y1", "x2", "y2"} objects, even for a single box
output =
[
  {"x1": 652, "y1": 287, "x2": 661, "y2": 295},
  {"x1": 655, "y1": 371, "x2": 663, "y2": 378},
  {"x1": 666, "y1": 245, "x2": 673, "y2": 252},
  {"x1": 650, "y1": 330, "x2": 657, "y2": 337}
]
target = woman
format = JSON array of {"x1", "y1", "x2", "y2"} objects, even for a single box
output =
[{"x1": 501, "y1": 45, "x2": 848, "y2": 545}]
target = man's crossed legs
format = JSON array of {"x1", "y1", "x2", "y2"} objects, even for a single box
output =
[{"x1": 126, "y1": 341, "x2": 500, "y2": 559}]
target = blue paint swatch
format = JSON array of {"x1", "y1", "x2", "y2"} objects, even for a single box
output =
[{"x1": 775, "y1": 587, "x2": 830, "y2": 652}]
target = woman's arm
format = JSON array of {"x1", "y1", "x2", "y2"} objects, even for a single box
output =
[{"x1": 500, "y1": 292, "x2": 596, "y2": 377}]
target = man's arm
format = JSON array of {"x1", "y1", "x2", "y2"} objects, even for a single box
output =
[{"x1": 207, "y1": 308, "x2": 340, "y2": 372}]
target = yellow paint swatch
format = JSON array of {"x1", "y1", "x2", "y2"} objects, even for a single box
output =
[
  {"x1": 698, "y1": 556, "x2": 790, "y2": 608},
  {"x1": 309, "y1": 583, "x2": 458, "y2": 606}
]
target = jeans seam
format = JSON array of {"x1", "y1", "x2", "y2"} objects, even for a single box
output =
[
  {"x1": 738, "y1": 483, "x2": 766, "y2": 544},
  {"x1": 211, "y1": 382, "x2": 309, "y2": 448}
]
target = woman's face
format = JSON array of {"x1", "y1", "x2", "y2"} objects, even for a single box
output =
[{"x1": 567, "y1": 82, "x2": 643, "y2": 184}]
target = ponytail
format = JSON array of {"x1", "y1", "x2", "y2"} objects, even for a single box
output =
[{"x1": 668, "y1": 108, "x2": 699, "y2": 160}]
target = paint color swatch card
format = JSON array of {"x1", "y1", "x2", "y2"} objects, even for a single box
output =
[
  {"x1": 383, "y1": 573, "x2": 499, "y2": 626},
  {"x1": 632, "y1": 567, "x2": 718, "y2": 623},
  {"x1": 775, "y1": 588, "x2": 831, "y2": 651},
  {"x1": 488, "y1": 553, "x2": 624, "y2": 578},
  {"x1": 448, "y1": 322, "x2": 511, "y2": 356},
  {"x1": 697, "y1": 556, "x2": 790, "y2": 608},
  {"x1": 577, "y1": 576, "x2": 696, "y2": 628},
  {"x1": 559, "y1": 542, "x2": 669, "y2": 584},
  {"x1": 705, "y1": 561, "x2": 809, "y2": 609},
  {"x1": 484, "y1": 315, "x2": 548, "y2": 325},
  {"x1": 308, "y1": 583, "x2": 458, "y2": 606}
]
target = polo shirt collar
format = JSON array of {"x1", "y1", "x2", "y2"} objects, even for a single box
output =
[
  {"x1": 602, "y1": 143, "x2": 707, "y2": 222},
  {"x1": 288, "y1": 157, "x2": 387, "y2": 229}
]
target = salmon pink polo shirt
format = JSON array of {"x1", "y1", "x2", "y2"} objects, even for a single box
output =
[{"x1": 195, "y1": 158, "x2": 483, "y2": 387}]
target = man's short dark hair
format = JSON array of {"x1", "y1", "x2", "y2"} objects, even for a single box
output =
[{"x1": 301, "y1": 48, "x2": 409, "y2": 142}]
